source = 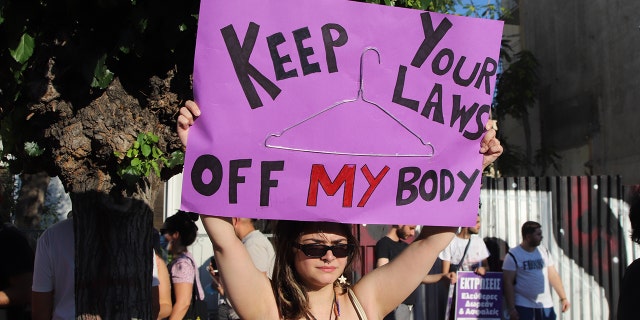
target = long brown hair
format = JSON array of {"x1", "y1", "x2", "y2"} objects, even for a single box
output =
[{"x1": 272, "y1": 220, "x2": 360, "y2": 319}]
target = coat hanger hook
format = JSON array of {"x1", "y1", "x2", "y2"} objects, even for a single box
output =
[{"x1": 359, "y1": 47, "x2": 380, "y2": 95}]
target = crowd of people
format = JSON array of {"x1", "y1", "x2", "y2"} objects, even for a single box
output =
[
  {"x1": 0, "y1": 212, "x2": 580, "y2": 320},
  {"x1": 2, "y1": 98, "x2": 636, "y2": 320}
]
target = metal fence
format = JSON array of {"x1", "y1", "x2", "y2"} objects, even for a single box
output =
[
  {"x1": 478, "y1": 176, "x2": 635, "y2": 320},
  {"x1": 354, "y1": 175, "x2": 637, "y2": 320}
]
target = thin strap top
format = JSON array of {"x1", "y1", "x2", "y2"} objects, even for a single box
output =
[{"x1": 347, "y1": 288, "x2": 368, "y2": 320}]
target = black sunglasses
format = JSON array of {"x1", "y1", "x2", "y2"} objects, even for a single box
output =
[{"x1": 294, "y1": 243, "x2": 355, "y2": 258}]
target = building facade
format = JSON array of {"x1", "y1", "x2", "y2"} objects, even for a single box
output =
[{"x1": 503, "y1": 0, "x2": 640, "y2": 185}]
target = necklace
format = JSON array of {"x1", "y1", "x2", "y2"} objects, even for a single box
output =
[{"x1": 309, "y1": 291, "x2": 339, "y2": 320}]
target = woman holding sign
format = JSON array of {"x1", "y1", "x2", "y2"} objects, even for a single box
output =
[{"x1": 177, "y1": 100, "x2": 502, "y2": 320}]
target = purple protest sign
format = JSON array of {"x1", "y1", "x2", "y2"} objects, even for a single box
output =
[
  {"x1": 454, "y1": 271, "x2": 503, "y2": 320},
  {"x1": 181, "y1": 0, "x2": 503, "y2": 225}
]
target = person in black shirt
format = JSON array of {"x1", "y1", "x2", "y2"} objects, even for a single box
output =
[
  {"x1": 375, "y1": 225, "x2": 417, "y2": 320},
  {"x1": 375, "y1": 225, "x2": 455, "y2": 320}
]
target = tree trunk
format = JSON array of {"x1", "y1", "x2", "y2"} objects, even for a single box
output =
[
  {"x1": 73, "y1": 191, "x2": 154, "y2": 319},
  {"x1": 40, "y1": 78, "x2": 177, "y2": 319},
  {"x1": 15, "y1": 172, "x2": 50, "y2": 228}
]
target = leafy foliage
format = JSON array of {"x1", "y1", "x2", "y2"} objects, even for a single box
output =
[
  {"x1": 91, "y1": 54, "x2": 114, "y2": 90},
  {"x1": 494, "y1": 50, "x2": 560, "y2": 175},
  {"x1": 363, "y1": 0, "x2": 504, "y2": 17},
  {"x1": 494, "y1": 50, "x2": 540, "y2": 120},
  {"x1": 0, "y1": 0, "x2": 199, "y2": 173},
  {"x1": 534, "y1": 147, "x2": 561, "y2": 175},
  {"x1": 9, "y1": 33, "x2": 34, "y2": 64},
  {"x1": 115, "y1": 132, "x2": 184, "y2": 184},
  {"x1": 364, "y1": 0, "x2": 456, "y2": 12},
  {"x1": 456, "y1": 0, "x2": 508, "y2": 20},
  {"x1": 23, "y1": 141, "x2": 44, "y2": 157},
  {"x1": 490, "y1": 138, "x2": 527, "y2": 176}
]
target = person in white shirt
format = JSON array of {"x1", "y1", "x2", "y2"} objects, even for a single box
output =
[
  {"x1": 440, "y1": 214, "x2": 490, "y2": 275},
  {"x1": 32, "y1": 218, "x2": 161, "y2": 320},
  {"x1": 32, "y1": 219, "x2": 75, "y2": 320},
  {"x1": 502, "y1": 221, "x2": 570, "y2": 320},
  {"x1": 439, "y1": 214, "x2": 490, "y2": 319}
]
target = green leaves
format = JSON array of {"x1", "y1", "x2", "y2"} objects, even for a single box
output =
[
  {"x1": 115, "y1": 132, "x2": 184, "y2": 184},
  {"x1": 458, "y1": 1, "x2": 504, "y2": 19},
  {"x1": 24, "y1": 141, "x2": 45, "y2": 157},
  {"x1": 166, "y1": 151, "x2": 185, "y2": 168},
  {"x1": 91, "y1": 54, "x2": 114, "y2": 89},
  {"x1": 9, "y1": 33, "x2": 34, "y2": 64},
  {"x1": 494, "y1": 50, "x2": 539, "y2": 120}
]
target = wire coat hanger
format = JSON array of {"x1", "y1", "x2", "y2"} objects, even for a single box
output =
[{"x1": 264, "y1": 47, "x2": 435, "y2": 157}]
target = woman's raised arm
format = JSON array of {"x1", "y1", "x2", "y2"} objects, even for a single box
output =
[
  {"x1": 352, "y1": 226, "x2": 456, "y2": 319},
  {"x1": 177, "y1": 101, "x2": 278, "y2": 319},
  {"x1": 352, "y1": 122, "x2": 501, "y2": 318},
  {"x1": 200, "y1": 216, "x2": 278, "y2": 319}
]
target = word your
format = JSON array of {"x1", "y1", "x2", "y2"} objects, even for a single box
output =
[{"x1": 392, "y1": 13, "x2": 496, "y2": 141}]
